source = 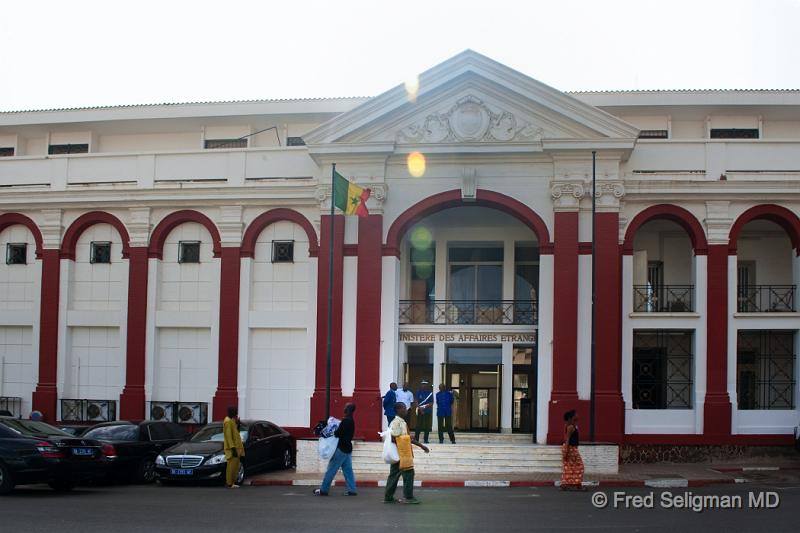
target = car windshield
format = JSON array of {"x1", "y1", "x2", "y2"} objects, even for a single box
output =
[
  {"x1": 83, "y1": 424, "x2": 139, "y2": 441},
  {"x1": 191, "y1": 425, "x2": 248, "y2": 443},
  {"x1": 0, "y1": 419, "x2": 72, "y2": 437}
]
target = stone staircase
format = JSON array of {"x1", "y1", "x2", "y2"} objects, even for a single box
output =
[{"x1": 296, "y1": 433, "x2": 619, "y2": 475}]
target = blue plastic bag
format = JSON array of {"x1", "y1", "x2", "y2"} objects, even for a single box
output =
[{"x1": 319, "y1": 436, "x2": 339, "y2": 460}]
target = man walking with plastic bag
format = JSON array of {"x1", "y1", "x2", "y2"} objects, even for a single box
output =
[
  {"x1": 314, "y1": 403, "x2": 358, "y2": 496},
  {"x1": 384, "y1": 402, "x2": 429, "y2": 504}
]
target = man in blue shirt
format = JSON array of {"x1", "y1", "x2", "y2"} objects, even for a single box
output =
[
  {"x1": 383, "y1": 382, "x2": 398, "y2": 424},
  {"x1": 436, "y1": 383, "x2": 456, "y2": 444},
  {"x1": 414, "y1": 381, "x2": 434, "y2": 444}
]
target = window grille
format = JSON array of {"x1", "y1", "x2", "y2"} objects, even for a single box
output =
[{"x1": 633, "y1": 330, "x2": 693, "y2": 409}]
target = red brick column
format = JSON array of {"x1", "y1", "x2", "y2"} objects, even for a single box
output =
[
  {"x1": 704, "y1": 245, "x2": 732, "y2": 437},
  {"x1": 352, "y1": 215, "x2": 383, "y2": 440},
  {"x1": 547, "y1": 211, "x2": 584, "y2": 443},
  {"x1": 119, "y1": 246, "x2": 149, "y2": 420},
  {"x1": 310, "y1": 215, "x2": 345, "y2": 425},
  {"x1": 32, "y1": 249, "x2": 60, "y2": 422},
  {"x1": 593, "y1": 212, "x2": 625, "y2": 442},
  {"x1": 212, "y1": 247, "x2": 242, "y2": 420}
]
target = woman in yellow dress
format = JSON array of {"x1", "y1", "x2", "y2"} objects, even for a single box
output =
[{"x1": 223, "y1": 406, "x2": 245, "y2": 488}]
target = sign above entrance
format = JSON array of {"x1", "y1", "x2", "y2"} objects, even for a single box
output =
[{"x1": 399, "y1": 332, "x2": 536, "y2": 344}]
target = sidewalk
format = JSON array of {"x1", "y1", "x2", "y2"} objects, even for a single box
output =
[{"x1": 248, "y1": 460, "x2": 800, "y2": 489}]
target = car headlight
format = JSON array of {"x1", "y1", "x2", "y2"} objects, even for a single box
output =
[
  {"x1": 155, "y1": 455, "x2": 165, "y2": 466},
  {"x1": 205, "y1": 453, "x2": 227, "y2": 466}
]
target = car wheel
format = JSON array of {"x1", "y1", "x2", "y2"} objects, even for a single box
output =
[
  {"x1": 0, "y1": 462, "x2": 14, "y2": 495},
  {"x1": 48, "y1": 479, "x2": 75, "y2": 492},
  {"x1": 236, "y1": 462, "x2": 245, "y2": 485},
  {"x1": 136, "y1": 458, "x2": 157, "y2": 484},
  {"x1": 282, "y1": 448, "x2": 293, "y2": 469}
]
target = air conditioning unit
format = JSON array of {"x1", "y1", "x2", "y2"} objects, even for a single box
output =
[
  {"x1": 86, "y1": 400, "x2": 115, "y2": 422},
  {"x1": 176, "y1": 402, "x2": 208, "y2": 425},
  {"x1": 150, "y1": 401, "x2": 175, "y2": 422},
  {"x1": 61, "y1": 399, "x2": 83, "y2": 422}
]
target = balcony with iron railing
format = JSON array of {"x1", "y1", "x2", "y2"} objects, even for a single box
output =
[
  {"x1": 399, "y1": 300, "x2": 538, "y2": 326},
  {"x1": 737, "y1": 285, "x2": 796, "y2": 313},
  {"x1": 632, "y1": 285, "x2": 694, "y2": 313}
]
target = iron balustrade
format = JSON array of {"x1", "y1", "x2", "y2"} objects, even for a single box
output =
[
  {"x1": 398, "y1": 300, "x2": 538, "y2": 325},
  {"x1": 632, "y1": 285, "x2": 694, "y2": 313},
  {"x1": 737, "y1": 285, "x2": 796, "y2": 312}
]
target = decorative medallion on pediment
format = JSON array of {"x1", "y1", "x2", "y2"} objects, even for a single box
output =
[{"x1": 397, "y1": 95, "x2": 544, "y2": 144}]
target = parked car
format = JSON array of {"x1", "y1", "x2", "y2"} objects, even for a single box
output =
[
  {"x1": 58, "y1": 424, "x2": 91, "y2": 437},
  {"x1": 81, "y1": 421, "x2": 188, "y2": 483},
  {"x1": 155, "y1": 420, "x2": 293, "y2": 485},
  {"x1": 0, "y1": 416, "x2": 105, "y2": 494}
]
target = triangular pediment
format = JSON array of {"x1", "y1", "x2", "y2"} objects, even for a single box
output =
[{"x1": 303, "y1": 50, "x2": 639, "y2": 150}]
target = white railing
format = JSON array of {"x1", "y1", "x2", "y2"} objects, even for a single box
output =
[{"x1": 0, "y1": 146, "x2": 318, "y2": 189}]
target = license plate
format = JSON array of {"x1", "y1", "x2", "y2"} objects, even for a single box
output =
[
  {"x1": 170, "y1": 468, "x2": 194, "y2": 476},
  {"x1": 72, "y1": 448, "x2": 94, "y2": 456}
]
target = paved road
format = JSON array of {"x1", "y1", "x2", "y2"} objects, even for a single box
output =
[{"x1": 0, "y1": 482, "x2": 798, "y2": 532}]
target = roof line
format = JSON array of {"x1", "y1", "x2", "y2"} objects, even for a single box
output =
[{"x1": 0, "y1": 96, "x2": 371, "y2": 115}]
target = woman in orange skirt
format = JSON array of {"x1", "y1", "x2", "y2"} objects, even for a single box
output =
[{"x1": 560, "y1": 409, "x2": 585, "y2": 491}]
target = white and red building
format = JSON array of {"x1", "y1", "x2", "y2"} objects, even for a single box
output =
[{"x1": 0, "y1": 51, "x2": 798, "y2": 445}]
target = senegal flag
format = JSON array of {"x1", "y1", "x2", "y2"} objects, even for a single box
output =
[{"x1": 333, "y1": 170, "x2": 370, "y2": 217}]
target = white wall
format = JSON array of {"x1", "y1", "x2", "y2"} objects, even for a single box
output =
[
  {"x1": 0, "y1": 326, "x2": 36, "y2": 415},
  {"x1": 247, "y1": 328, "x2": 309, "y2": 426},
  {"x1": 64, "y1": 326, "x2": 123, "y2": 401},
  {"x1": 153, "y1": 328, "x2": 215, "y2": 405},
  {"x1": 250, "y1": 221, "x2": 310, "y2": 313},
  {"x1": 0, "y1": 226, "x2": 38, "y2": 311},
  {"x1": 69, "y1": 224, "x2": 125, "y2": 311},
  {"x1": 158, "y1": 222, "x2": 215, "y2": 312},
  {"x1": 244, "y1": 219, "x2": 313, "y2": 425},
  {"x1": 151, "y1": 221, "x2": 219, "y2": 409}
]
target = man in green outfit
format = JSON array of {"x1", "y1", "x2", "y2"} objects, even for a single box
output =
[{"x1": 384, "y1": 402, "x2": 429, "y2": 504}]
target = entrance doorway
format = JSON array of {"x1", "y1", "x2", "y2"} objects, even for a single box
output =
[
  {"x1": 443, "y1": 345, "x2": 502, "y2": 432},
  {"x1": 444, "y1": 364, "x2": 502, "y2": 431}
]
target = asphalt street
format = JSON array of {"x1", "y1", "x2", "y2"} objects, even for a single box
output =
[{"x1": 0, "y1": 482, "x2": 797, "y2": 532}]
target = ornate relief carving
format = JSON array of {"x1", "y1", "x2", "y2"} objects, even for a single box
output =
[
  {"x1": 127, "y1": 207, "x2": 151, "y2": 247},
  {"x1": 39, "y1": 209, "x2": 63, "y2": 248},
  {"x1": 550, "y1": 180, "x2": 586, "y2": 210},
  {"x1": 594, "y1": 180, "x2": 625, "y2": 210},
  {"x1": 397, "y1": 95, "x2": 544, "y2": 144},
  {"x1": 461, "y1": 168, "x2": 477, "y2": 201}
]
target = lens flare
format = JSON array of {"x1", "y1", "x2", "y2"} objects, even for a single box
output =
[
  {"x1": 404, "y1": 75, "x2": 419, "y2": 102},
  {"x1": 407, "y1": 151, "x2": 426, "y2": 178},
  {"x1": 409, "y1": 226, "x2": 433, "y2": 250}
]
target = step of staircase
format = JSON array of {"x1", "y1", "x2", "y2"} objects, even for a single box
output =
[
  {"x1": 296, "y1": 439, "x2": 619, "y2": 476},
  {"x1": 349, "y1": 441, "x2": 562, "y2": 473}
]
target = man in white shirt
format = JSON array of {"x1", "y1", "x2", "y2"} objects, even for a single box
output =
[{"x1": 396, "y1": 383, "x2": 415, "y2": 420}]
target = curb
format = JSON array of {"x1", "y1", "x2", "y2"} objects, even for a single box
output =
[
  {"x1": 248, "y1": 478, "x2": 748, "y2": 489},
  {"x1": 711, "y1": 466, "x2": 800, "y2": 473}
]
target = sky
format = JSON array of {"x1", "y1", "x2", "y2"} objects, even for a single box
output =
[{"x1": 2, "y1": 0, "x2": 799, "y2": 111}]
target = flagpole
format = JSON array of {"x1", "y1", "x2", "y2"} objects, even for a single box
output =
[
  {"x1": 326, "y1": 163, "x2": 336, "y2": 421},
  {"x1": 589, "y1": 150, "x2": 597, "y2": 442}
]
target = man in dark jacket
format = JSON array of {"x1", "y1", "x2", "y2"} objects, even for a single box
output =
[
  {"x1": 315, "y1": 403, "x2": 358, "y2": 496},
  {"x1": 383, "y1": 382, "x2": 398, "y2": 424}
]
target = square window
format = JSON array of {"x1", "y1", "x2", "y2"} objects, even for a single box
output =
[
  {"x1": 272, "y1": 241, "x2": 294, "y2": 263},
  {"x1": 6, "y1": 243, "x2": 27, "y2": 265},
  {"x1": 179, "y1": 241, "x2": 201, "y2": 263},
  {"x1": 90, "y1": 242, "x2": 112, "y2": 264}
]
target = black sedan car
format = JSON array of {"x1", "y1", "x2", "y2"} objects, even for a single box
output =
[
  {"x1": 0, "y1": 416, "x2": 105, "y2": 494},
  {"x1": 81, "y1": 421, "x2": 188, "y2": 483},
  {"x1": 155, "y1": 420, "x2": 293, "y2": 485}
]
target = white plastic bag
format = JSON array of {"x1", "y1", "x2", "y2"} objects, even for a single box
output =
[
  {"x1": 319, "y1": 436, "x2": 339, "y2": 460},
  {"x1": 380, "y1": 430, "x2": 399, "y2": 464}
]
